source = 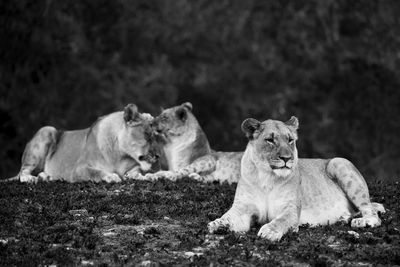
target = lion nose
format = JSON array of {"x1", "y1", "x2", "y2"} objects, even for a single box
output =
[
  {"x1": 279, "y1": 156, "x2": 291, "y2": 163},
  {"x1": 152, "y1": 123, "x2": 163, "y2": 133}
]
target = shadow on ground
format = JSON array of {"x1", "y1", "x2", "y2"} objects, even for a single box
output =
[{"x1": 0, "y1": 179, "x2": 399, "y2": 266}]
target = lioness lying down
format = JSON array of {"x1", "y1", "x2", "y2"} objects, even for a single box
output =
[
  {"x1": 128, "y1": 102, "x2": 242, "y2": 184},
  {"x1": 4, "y1": 104, "x2": 156, "y2": 183},
  {"x1": 208, "y1": 116, "x2": 385, "y2": 241}
]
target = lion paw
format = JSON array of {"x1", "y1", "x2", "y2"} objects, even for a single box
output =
[
  {"x1": 351, "y1": 216, "x2": 381, "y2": 228},
  {"x1": 257, "y1": 224, "x2": 284, "y2": 241},
  {"x1": 145, "y1": 171, "x2": 177, "y2": 181},
  {"x1": 143, "y1": 173, "x2": 158, "y2": 181},
  {"x1": 208, "y1": 218, "x2": 230, "y2": 234},
  {"x1": 188, "y1": 173, "x2": 203, "y2": 181},
  {"x1": 38, "y1": 172, "x2": 51, "y2": 182},
  {"x1": 124, "y1": 169, "x2": 141, "y2": 180},
  {"x1": 126, "y1": 173, "x2": 148, "y2": 181},
  {"x1": 19, "y1": 174, "x2": 39, "y2": 184},
  {"x1": 103, "y1": 173, "x2": 122, "y2": 183}
]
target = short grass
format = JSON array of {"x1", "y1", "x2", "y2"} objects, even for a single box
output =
[{"x1": 0, "y1": 179, "x2": 399, "y2": 266}]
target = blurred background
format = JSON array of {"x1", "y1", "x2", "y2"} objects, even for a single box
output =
[{"x1": 1, "y1": 0, "x2": 400, "y2": 180}]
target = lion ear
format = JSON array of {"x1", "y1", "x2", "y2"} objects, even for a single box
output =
[
  {"x1": 241, "y1": 118, "x2": 261, "y2": 140},
  {"x1": 181, "y1": 102, "x2": 193, "y2": 111},
  {"x1": 285, "y1": 116, "x2": 299, "y2": 130},
  {"x1": 175, "y1": 107, "x2": 188, "y2": 121},
  {"x1": 124, "y1": 103, "x2": 140, "y2": 124}
]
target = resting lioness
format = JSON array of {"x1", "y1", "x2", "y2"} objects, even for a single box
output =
[
  {"x1": 4, "y1": 104, "x2": 156, "y2": 183},
  {"x1": 128, "y1": 102, "x2": 242, "y2": 184},
  {"x1": 208, "y1": 116, "x2": 385, "y2": 241}
]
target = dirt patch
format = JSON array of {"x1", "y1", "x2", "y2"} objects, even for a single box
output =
[{"x1": 0, "y1": 179, "x2": 399, "y2": 266}]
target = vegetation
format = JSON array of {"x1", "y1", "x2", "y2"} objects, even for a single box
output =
[
  {"x1": 1, "y1": 0, "x2": 400, "y2": 179},
  {"x1": 0, "y1": 179, "x2": 399, "y2": 266}
]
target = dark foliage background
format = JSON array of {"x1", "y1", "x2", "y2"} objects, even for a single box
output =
[{"x1": 1, "y1": 0, "x2": 400, "y2": 180}]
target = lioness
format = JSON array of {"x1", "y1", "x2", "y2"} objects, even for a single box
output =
[
  {"x1": 4, "y1": 104, "x2": 156, "y2": 183},
  {"x1": 128, "y1": 102, "x2": 242, "y2": 184},
  {"x1": 208, "y1": 116, "x2": 385, "y2": 241}
]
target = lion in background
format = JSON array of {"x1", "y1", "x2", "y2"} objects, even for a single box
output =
[
  {"x1": 208, "y1": 116, "x2": 385, "y2": 241},
  {"x1": 3, "y1": 104, "x2": 156, "y2": 183},
  {"x1": 128, "y1": 102, "x2": 242, "y2": 184}
]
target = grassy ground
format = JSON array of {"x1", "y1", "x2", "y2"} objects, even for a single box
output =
[{"x1": 0, "y1": 179, "x2": 399, "y2": 266}]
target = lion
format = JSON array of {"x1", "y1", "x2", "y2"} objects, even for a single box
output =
[
  {"x1": 208, "y1": 116, "x2": 385, "y2": 241},
  {"x1": 3, "y1": 104, "x2": 157, "y2": 183},
  {"x1": 127, "y1": 102, "x2": 242, "y2": 184}
]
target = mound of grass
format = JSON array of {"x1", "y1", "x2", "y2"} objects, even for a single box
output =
[{"x1": 0, "y1": 179, "x2": 398, "y2": 266}]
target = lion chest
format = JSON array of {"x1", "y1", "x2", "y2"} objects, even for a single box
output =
[
  {"x1": 251, "y1": 179, "x2": 294, "y2": 223},
  {"x1": 163, "y1": 144, "x2": 191, "y2": 171},
  {"x1": 266, "y1": 189, "x2": 292, "y2": 221}
]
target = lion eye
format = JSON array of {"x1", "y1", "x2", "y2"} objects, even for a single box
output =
[
  {"x1": 265, "y1": 138, "x2": 275, "y2": 144},
  {"x1": 288, "y1": 137, "x2": 294, "y2": 144}
]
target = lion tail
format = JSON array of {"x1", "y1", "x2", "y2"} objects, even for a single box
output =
[{"x1": 0, "y1": 175, "x2": 19, "y2": 183}]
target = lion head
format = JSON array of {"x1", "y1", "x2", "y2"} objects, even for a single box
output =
[
  {"x1": 151, "y1": 102, "x2": 194, "y2": 143},
  {"x1": 241, "y1": 116, "x2": 299, "y2": 177},
  {"x1": 119, "y1": 103, "x2": 156, "y2": 171}
]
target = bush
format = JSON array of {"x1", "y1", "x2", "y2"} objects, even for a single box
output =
[{"x1": 1, "y1": 0, "x2": 400, "y2": 179}]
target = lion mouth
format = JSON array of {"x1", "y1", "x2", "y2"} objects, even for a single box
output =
[
  {"x1": 153, "y1": 129, "x2": 169, "y2": 143},
  {"x1": 155, "y1": 129, "x2": 164, "y2": 136},
  {"x1": 270, "y1": 160, "x2": 294, "y2": 170},
  {"x1": 271, "y1": 165, "x2": 291, "y2": 170}
]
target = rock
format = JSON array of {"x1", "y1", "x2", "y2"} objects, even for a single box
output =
[
  {"x1": 326, "y1": 236, "x2": 336, "y2": 243},
  {"x1": 80, "y1": 260, "x2": 94, "y2": 265},
  {"x1": 347, "y1": 231, "x2": 360, "y2": 239},
  {"x1": 138, "y1": 260, "x2": 159, "y2": 267},
  {"x1": 69, "y1": 209, "x2": 89, "y2": 218},
  {"x1": 184, "y1": 251, "x2": 203, "y2": 258}
]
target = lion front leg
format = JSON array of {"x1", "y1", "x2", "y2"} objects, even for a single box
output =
[
  {"x1": 327, "y1": 158, "x2": 382, "y2": 228},
  {"x1": 208, "y1": 203, "x2": 257, "y2": 234},
  {"x1": 124, "y1": 166, "x2": 144, "y2": 180},
  {"x1": 257, "y1": 203, "x2": 300, "y2": 242},
  {"x1": 73, "y1": 166, "x2": 122, "y2": 183},
  {"x1": 144, "y1": 155, "x2": 217, "y2": 182}
]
